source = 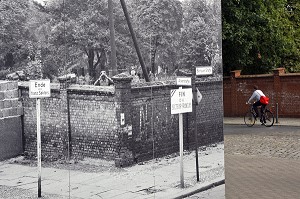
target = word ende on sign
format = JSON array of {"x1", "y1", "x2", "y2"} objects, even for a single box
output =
[
  {"x1": 170, "y1": 88, "x2": 193, "y2": 114},
  {"x1": 29, "y1": 80, "x2": 51, "y2": 98},
  {"x1": 196, "y1": 66, "x2": 213, "y2": 76}
]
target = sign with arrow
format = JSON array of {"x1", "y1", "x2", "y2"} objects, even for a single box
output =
[{"x1": 196, "y1": 88, "x2": 202, "y2": 105}]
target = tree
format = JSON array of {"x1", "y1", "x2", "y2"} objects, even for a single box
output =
[
  {"x1": 286, "y1": 0, "x2": 300, "y2": 72},
  {"x1": 179, "y1": 0, "x2": 222, "y2": 75},
  {"x1": 130, "y1": 0, "x2": 183, "y2": 74},
  {"x1": 45, "y1": 0, "x2": 136, "y2": 81},
  {"x1": 0, "y1": 0, "x2": 32, "y2": 69},
  {"x1": 222, "y1": 0, "x2": 300, "y2": 75}
]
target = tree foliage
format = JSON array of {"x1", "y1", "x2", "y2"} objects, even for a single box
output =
[
  {"x1": 130, "y1": 0, "x2": 183, "y2": 74},
  {"x1": 43, "y1": 0, "x2": 139, "y2": 81},
  {"x1": 287, "y1": 0, "x2": 300, "y2": 72},
  {"x1": 222, "y1": 0, "x2": 300, "y2": 75},
  {"x1": 180, "y1": 0, "x2": 221, "y2": 73},
  {"x1": 1, "y1": 0, "x2": 222, "y2": 81},
  {"x1": 0, "y1": 0, "x2": 32, "y2": 69}
]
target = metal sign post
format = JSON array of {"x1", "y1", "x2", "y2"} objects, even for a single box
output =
[
  {"x1": 171, "y1": 81, "x2": 192, "y2": 188},
  {"x1": 179, "y1": 112, "x2": 184, "y2": 187},
  {"x1": 36, "y1": 98, "x2": 42, "y2": 197},
  {"x1": 178, "y1": 87, "x2": 184, "y2": 188},
  {"x1": 192, "y1": 69, "x2": 199, "y2": 182},
  {"x1": 193, "y1": 66, "x2": 210, "y2": 181},
  {"x1": 29, "y1": 80, "x2": 51, "y2": 198}
]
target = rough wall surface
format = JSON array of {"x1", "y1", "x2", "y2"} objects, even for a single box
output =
[
  {"x1": 19, "y1": 75, "x2": 223, "y2": 165},
  {"x1": 68, "y1": 90, "x2": 117, "y2": 160},
  {"x1": 130, "y1": 80, "x2": 224, "y2": 162},
  {"x1": 0, "y1": 81, "x2": 23, "y2": 160},
  {"x1": 20, "y1": 82, "x2": 117, "y2": 161},
  {"x1": 223, "y1": 68, "x2": 300, "y2": 117}
]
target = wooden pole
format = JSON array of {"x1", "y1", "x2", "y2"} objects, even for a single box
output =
[
  {"x1": 108, "y1": 0, "x2": 117, "y2": 76},
  {"x1": 119, "y1": 0, "x2": 150, "y2": 82}
]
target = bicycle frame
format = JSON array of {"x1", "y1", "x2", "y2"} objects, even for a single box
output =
[{"x1": 244, "y1": 103, "x2": 274, "y2": 127}]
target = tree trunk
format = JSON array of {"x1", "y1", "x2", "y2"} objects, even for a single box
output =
[
  {"x1": 88, "y1": 49, "x2": 96, "y2": 80},
  {"x1": 95, "y1": 48, "x2": 107, "y2": 77},
  {"x1": 100, "y1": 48, "x2": 107, "y2": 72},
  {"x1": 4, "y1": 53, "x2": 14, "y2": 68}
]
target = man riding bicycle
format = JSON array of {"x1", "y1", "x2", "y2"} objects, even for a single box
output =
[{"x1": 247, "y1": 85, "x2": 269, "y2": 124}]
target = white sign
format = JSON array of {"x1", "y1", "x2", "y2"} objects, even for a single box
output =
[
  {"x1": 29, "y1": 80, "x2": 51, "y2": 98},
  {"x1": 176, "y1": 77, "x2": 191, "y2": 86},
  {"x1": 196, "y1": 66, "x2": 213, "y2": 76},
  {"x1": 196, "y1": 88, "x2": 202, "y2": 104},
  {"x1": 170, "y1": 88, "x2": 193, "y2": 114}
]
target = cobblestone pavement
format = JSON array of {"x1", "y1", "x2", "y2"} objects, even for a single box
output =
[
  {"x1": 224, "y1": 125, "x2": 300, "y2": 199},
  {"x1": 225, "y1": 125, "x2": 300, "y2": 159}
]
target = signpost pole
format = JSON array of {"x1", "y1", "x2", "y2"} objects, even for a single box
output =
[
  {"x1": 29, "y1": 79, "x2": 51, "y2": 198},
  {"x1": 36, "y1": 98, "x2": 42, "y2": 197},
  {"x1": 171, "y1": 83, "x2": 192, "y2": 188},
  {"x1": 179, "y1": 112, "x2": 184, "y2": 188},
  {"x1": 178, "y1": 87, "x2": 184, "y2": 188},
  {"x1": 192, "y1": 68, "x2": 200, "y2": 182},
  {"x1": 179, "y1": 113, "x2": 184, "y2": 188}
]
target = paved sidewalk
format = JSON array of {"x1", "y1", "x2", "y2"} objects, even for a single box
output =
[
  {"x1": 224, "y1": 120, "x2": 300, "y2": 199},
  {"x1": 224, "y1": 117, "x2": 300, "y2": 126},
  {"x1": 0, "y1": 144, "x2": 224, "y2": 199},
  {"x1": 225, "y1": 154, "x2": 300, "y2": 199}
]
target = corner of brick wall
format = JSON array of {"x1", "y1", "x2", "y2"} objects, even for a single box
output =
[
  {"x1": 20, "y1": 81, "x2": 69, "y2": 161},
  {"x1": 0, "y1": 80, "x2": 23, "y2": 160},
  {"x1": 112, "y1": 74, "x2": 134, "y2": 167},
  {"x1": 0, "y1": 81, "x2": 23, "y2": 119}
]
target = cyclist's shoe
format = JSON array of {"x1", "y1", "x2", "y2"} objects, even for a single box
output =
[
  {"x1": 254, "y1": 115, "x2": 258, "y2": 121},
  {"x1": 260, "y1": 118, "x2": 265, "y2": 125}
]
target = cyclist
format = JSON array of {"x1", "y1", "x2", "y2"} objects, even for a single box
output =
[{"x1": 247, "y1": 85, "x2": 269, "y2": 124}]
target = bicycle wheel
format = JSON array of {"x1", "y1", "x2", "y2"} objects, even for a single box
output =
[
  {"x1": 244, "y1": 111, "x2": 255, "y2": 127},
  {"x1": 263, "y1": 110, "x2": 274, "y2": 127}
]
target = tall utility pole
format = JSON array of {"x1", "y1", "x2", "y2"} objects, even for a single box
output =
[
  {"x1": 119, "y1": 0, "x2": 150, "y2": 82},
  {"x1": 108, "y1": 0, "x2": 117, "y2": 76}
]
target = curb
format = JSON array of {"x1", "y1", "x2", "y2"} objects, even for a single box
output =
[
  {"x1": 172, "y1": 179, "x2": 225, "y2": 199},
  {"x1": 224, "y1": 123, "x2": 300, "y2": 127},
  {"x1": 223, "y1": 118, "x2": 300, "y2": 127}
]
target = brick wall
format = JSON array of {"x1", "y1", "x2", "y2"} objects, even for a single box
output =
[
  {"x1": 0, "y1": 81, "x2": 23, "y2": 160},
  {"x1": 223, "y1": 68, "x2": 300, "y2": 117},
  {"x1": 20, "y1": 82, "x2": 117, "y2": 161},
  {"x1": 130, "y1": 79, "x2": 224, "y2": 163},
  {"x1": 19, "y1": 74, "x2": 224, "y2": 166}
]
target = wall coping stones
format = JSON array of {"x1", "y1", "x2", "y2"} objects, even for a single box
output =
[
  {"x1": 234, "y1": 74, "x2": 273, "y2": 79},
  {"x1": 112, "y1": 73, "x2": 133, "y2": 81},
  {"x1": 226, "y1": 68, "x2": 300, "y2": 79},
  {"x1": 18, "y1": 81, "x2": 115, "y2": 95}
]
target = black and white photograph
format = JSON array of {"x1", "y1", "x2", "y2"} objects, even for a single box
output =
[
  {"x1": 1, "y1": 0, "x2": 300, "y2": 199},
  {"x1": 0, "y1": 0, "x2": 224, "y2": 198}
]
